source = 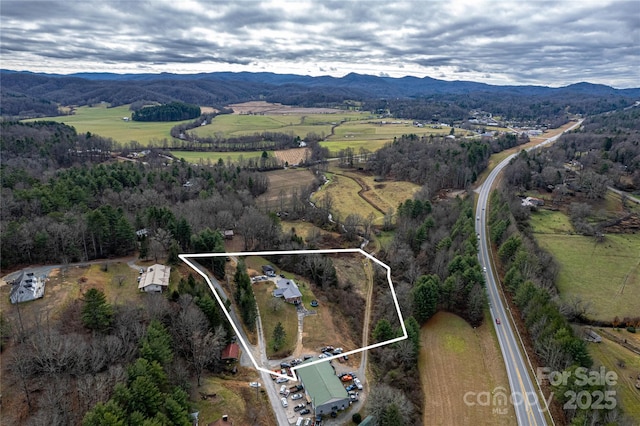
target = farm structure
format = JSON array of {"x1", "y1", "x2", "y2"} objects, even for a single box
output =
[
  {"x1": 221, "y1": 343, "x2": 240, "y2": 362},
  {"x1": 9, "y1": 271, "x2": 46, "y2": 304},
  {"x1": 138, "y1": 264, "x2": 171, "y2": 293},
  {"x1": 273, "y1": 277, "x2": 302, "y2": 304},
  {"x1": 296, "y1": 360, "x2": 350, "y2": 416}
]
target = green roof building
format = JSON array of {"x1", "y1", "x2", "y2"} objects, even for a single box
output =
[{"x1": 297, "y1": 360, "x2": 350, "y2": 416}]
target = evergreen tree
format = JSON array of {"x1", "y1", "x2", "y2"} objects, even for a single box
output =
[
  {"x1": 81, "y1": 288, "x2": 113, "y2": 332},
  {"x1": 373, "y1": 319, "x2": 395, "y2": 343},
  {"x1": 273, "y1": 321, "x2": 286, "y2": 351},
  {"x1": 139, "y1": 321, "x2": 173, "y2": 365},
  {"x1": 412, "y1": 274, "x2": 440, "y2": 324}
]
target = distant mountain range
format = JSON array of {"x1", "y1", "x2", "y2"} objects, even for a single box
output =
[{"x1": 1, "y1": 69, "x2": 638, "y2": 118}]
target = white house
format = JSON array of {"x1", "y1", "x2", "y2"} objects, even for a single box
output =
[
  {"x1": 10, "y1": 271, "x2": 46, "y2": 304},
  {"x1": 138, "y1": 264, "x2": 171, "y2": 293}
]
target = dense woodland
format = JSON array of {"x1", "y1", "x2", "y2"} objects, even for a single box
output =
[
  {"x1": 132, "y1": 102, "x2": 201, "y2": 122},
  {"x1": 0, "y1": 121, "x2": 273, "y2": 269}
]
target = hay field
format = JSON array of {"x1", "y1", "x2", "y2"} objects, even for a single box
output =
[
  {"x1": 420, "y1": 312, "x2": 516, "y2": 426},
  {"x1": 25, "y1": 104, "x2": 190, "y2": 146},
  {"x1": 531, "y1": 209, "x2": 640, "y2": 321}
]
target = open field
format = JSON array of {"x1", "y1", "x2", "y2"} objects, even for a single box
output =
[
  {"x1": 531, "y1": 210, "x2": 640, "y2": 321},
  {"x1": 419, "y1": 311, "x2": 516, "y2": 426},
  {"x1": 586, "y1": 330, "x2": 640, "y2": 422},
  {"x1": 327, "y1": 164, "x2": 421, "y2": 214},
  {"x1": 25, "y1": 104, "x2": 190, "y2": 146},
  {"x1": 255, "y1": 168, "x2": 317, "y2": 211},
  {"x1": 227, "y1": 101, "x2": 347, "y2": 115},
  {"x1": 170, "y1": 150, "x2": 267, "y2": 164},
  {"x1": 192, "y1": 109, "x2": 366, "y2": 139},
  {"x1": 273, "y1": 147, "x2": 311, "y2": 166},
  {"x1": 311, "y1": 172, "x2": 384, "y2": 225}
]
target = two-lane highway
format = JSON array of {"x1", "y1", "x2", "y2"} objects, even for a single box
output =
[{"x1": 476, "y1": 120, "x2": 583, "y2": 426}]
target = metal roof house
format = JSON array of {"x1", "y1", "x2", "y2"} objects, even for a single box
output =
[
  {"x1": 273, "y1": 277, "x2": 302, "y2": 304},
  {"x1": 296, "y1": 360, "x2": 350, "y2": 416},
  {"x1": 138, "y1": 264, "x2": 171, "y2": 293},
  {"x1": 9, "y1": 271, "x2": 46, "y2": 304}
]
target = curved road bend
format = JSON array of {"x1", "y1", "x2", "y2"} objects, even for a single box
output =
[{"x1": 476, "y1": 120, "x2": 583, "y2": 426}]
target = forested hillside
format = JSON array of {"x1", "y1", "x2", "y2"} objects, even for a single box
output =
[
  {"x1": 2, "y1": 71, "x2": 638, "y2": 126},
  {"x1": 0, "y1": 121, "x2": 270, "y2": 269}
]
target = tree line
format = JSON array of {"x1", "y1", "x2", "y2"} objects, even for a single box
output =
[{"x1": 132, "y1": 102, "x2": 201, "y2": 122}]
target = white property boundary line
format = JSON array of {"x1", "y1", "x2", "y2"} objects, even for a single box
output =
[{"x1": 180, "y1": 248, "x2": 407, "y2": 382}]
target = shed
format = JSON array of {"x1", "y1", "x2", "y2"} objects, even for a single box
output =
[
  {"x1": 138, "y1": 264, "x2": 170, "y2": 293},
  {"x1": 221, "y1": 343, "x2": 240, "y2": 361},
  {"x1": 224, "y1": 230, "x2": 234, "y2": 240},
  {"x1": 297, "y1": 360, "x2": 350, "y2": 416}
]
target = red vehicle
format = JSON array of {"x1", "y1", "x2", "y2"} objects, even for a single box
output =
[{"x1": 341, "y1": 374, "x2": 353, "y2": 382}]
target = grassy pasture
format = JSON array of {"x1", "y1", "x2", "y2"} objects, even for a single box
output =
[
  {"x1": 587, "y1": 331, "x2": 640, "y2": 422},
  {"x1": 311, "y1": 172, "x2": 384, "y2": 225},
  {"x1": 255, "y1": 168, "x2": 317, "y2": 211},
  {"x1": 327, "y1": 164, "x2": 421, "y2": 213},
  {"x1": 531, "y1": 210, "x2": 640, "y2": 321},
  {"x1": 191, "y1": 111, "x2": 366, "y2": 139},
  {"x1": 170, "y1": 150, "x2": 267, "y2": 164},
  {"x1": 419, "y1": 311, "x2": 516, "y2": 425},
  {"x1": 26, "y1": 104, "x2": 190, "y2": 145}
]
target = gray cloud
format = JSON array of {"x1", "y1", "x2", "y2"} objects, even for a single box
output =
[{"x1": 0, "y1": 0, "x2": 638, "y2": 87}]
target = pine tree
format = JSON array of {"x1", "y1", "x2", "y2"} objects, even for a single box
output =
[{"x1": 81, "y1": 288, "x2": 113, "y2": 332}]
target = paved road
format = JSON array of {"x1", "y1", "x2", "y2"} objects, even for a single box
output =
[
  {"x1": 476, "y1": 119, "x2": 583, "y2": 426},
  {"x1": 186, "y1": 259, "x2": 291, "y2": 426}
]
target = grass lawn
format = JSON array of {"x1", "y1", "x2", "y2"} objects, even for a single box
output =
[
  {"x1": 587, "y1": 331, "x2": 640, "y2": 422},
  {"x1": 533, "y1": 231, "x2": 640, "y2": 321},
  {"x1": 25, "y1": 104, "x2": 190, "y2": 146},
  {"x1": 253, "y1": 280, "x2": 298, "y2": 358},
  {"x1": 419, "y1": 311, "x2": 516, "y2": 425}
]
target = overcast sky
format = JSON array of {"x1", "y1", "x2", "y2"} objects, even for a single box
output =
[{"x1": 1, "y1": 0, "x2": 638, "y2": 88}]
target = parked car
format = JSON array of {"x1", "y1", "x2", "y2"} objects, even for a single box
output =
[
  {"x1": 310, "y1": 300, "x2": 319, "y2": 307},
  {"x1": 341, "y1": 375, "x2": 352, "y2": 382},
  {"x1": 303, "y1": 355, "x2": 313, "y2": 360},
  {"x1": 281, "y1": 398, "x2": 288, "y2": 408},
  {"x1": 346, "y1": 384, "x2": 356, "y2": 391},
  {"x1": 333, "y1": 347, "x2": 343, "y2": 354},
  {"x1": 354, "y1": 378, "x2": 363, "y2": 390},
  {"x1": 318, "y1": 354, "x2": 328, "y2": 359},
  {"x1": 276, "y1": 377, "x2": 289, "y2": 383},
  {"x1": 301, "y1": 409, "x2": 311, "y2": 415},
  {"x1": 249, "y1": 381, "x2": 261, "y2": 388},
  {"x1": 294, "y1": 403, "x2": 306, "y2": 412},
  {"x1": 291, "y1": 393, "x2": 303, "y2": 400},
  {"x1": 280, "y1": 362, "x2": 291, "y2": 368}
]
